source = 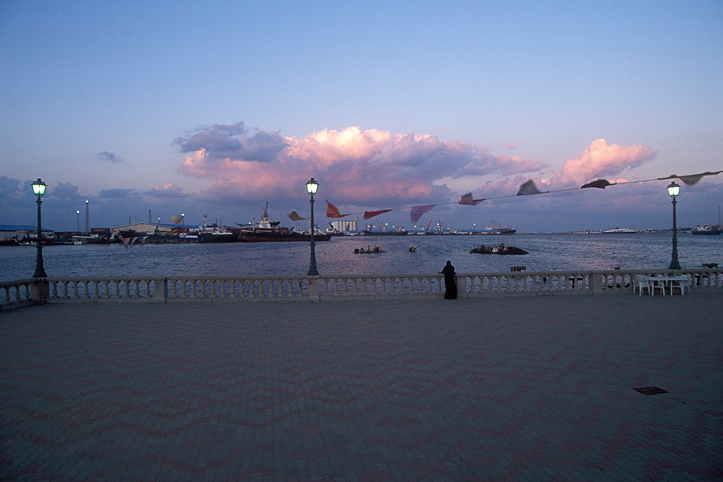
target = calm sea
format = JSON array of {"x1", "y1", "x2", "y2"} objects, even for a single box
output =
[{"x1": 1, "y1": 233, "x2": 720, "y2": 282}]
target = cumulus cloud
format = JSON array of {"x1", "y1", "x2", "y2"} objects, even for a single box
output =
[
  {"x1": 176, "y1": 124, "x2": 545, "y2": 206},
  {"x1": 0, "y1": 176, "x2": 25, "y2": 207},
  {"x1": 174, "y1": 121, "x2": 289, "y2": 163},
  {"x1": 98, "y1": 188, "x2": 136, "y2": 199},
  {"x1": 551, "y1": 139, "x2": 656, "y2": 187},
  {"x1": 99, "y1": 151, "x2": 124, "y2": 163},
  {"x1": 147, "y1": 183, "x2": 186, "y2": 198},
  {"x1": 52, "y1": 182, "x2": 84, "y2": 200}
]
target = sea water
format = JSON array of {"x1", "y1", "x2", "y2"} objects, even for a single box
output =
[{"x1": 1, "y1": 233, "x2": 720, "y2": 282}]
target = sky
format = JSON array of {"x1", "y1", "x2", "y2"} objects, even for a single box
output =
[{"x1": 1, "y1": 0, "x2": 722, "y2": 233}]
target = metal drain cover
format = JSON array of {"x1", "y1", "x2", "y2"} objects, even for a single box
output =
[{"x1": 633, "y1": 386, "x2": 668, "y2": 396}]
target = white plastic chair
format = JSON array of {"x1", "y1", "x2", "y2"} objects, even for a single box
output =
[
  {"x1": 634, "y1": 274, "x2": 654, "y2": 296},
  {"x1": 671, "y1": 274, "x2": 692, "y2": 296}
]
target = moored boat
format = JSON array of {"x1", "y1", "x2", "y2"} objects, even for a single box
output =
[
  {"x1": 238, "y1": 203, "x2": 331, "y2": 242},
  {"x1": 691, "y1": 225, "x2": 722, "y2": 235},
  {"x1": 470, "y1": 220, "x2": 516, "y2": 235},
  {"x1": 602, "y1": 227, "x2": 639, "y2": 234},
  {"x1": 197, "y1": 230, "x2": 237, "y2": 242},
  {"x1": 196, "y1": 216, "x2": 238, "y2": 243}
]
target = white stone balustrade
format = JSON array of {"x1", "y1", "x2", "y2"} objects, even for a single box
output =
[{"x1": 1, "y1": 268, "x2": 721, "y2": 308}]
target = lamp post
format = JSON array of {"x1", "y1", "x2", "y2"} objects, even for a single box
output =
[
  {"x1": 306, "y1": 177, "x2": 319, "y2": 276},
  {"x1": 85, "y1": 200, "x2": 90, "y2": 235},
  {"x1": 667, "y1": 181, "x2": 681, "y2": 270},
  {"x1": 32, "y1": 179, "x2": 47, "y2": 278}
]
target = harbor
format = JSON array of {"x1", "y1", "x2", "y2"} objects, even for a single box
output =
[{"x1": 2, "y1": 232, "x2": 721, "y2": 282}]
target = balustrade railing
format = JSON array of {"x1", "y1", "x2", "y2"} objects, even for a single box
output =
[
  {"x1": 1, "y1": 268, "x2": 721, "y2": 308},
  {"x1": 0, "y1": 279, "x2": 35, "y2": 310}
]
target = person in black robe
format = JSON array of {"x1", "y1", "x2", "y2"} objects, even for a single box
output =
[{"x1": 441, "y1": 260, "x2": 457, "y2": 299}]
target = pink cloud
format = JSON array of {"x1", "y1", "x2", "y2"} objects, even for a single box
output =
[
  {"x1": 176, "y1": 124, "x2": 545, "y2": 206},
  {"x1": 147, "y1": 183, "x2": 185, "y2": 198},
  {"x1": 552, "y1": 139, "x2": 656, "y2": 187}
]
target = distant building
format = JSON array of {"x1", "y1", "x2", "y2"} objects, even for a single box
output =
[
  {"x1": 0, "y1": 225, "x2": 54, "y2": 243},
  {"x1": 111, "y1": 223, "x2": 174, "y2": 237},
  {"x1": 331, "y1": 217, "x2": 358, "y2": 232}
]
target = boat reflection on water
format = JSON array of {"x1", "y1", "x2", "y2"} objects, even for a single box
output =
[{"x1": 241, "y1": 230, "x2": 331, "y2": 242}]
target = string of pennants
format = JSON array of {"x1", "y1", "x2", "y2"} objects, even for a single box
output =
[{"x1": 287, "y1": 170, "x2": 722, "y2": 223}]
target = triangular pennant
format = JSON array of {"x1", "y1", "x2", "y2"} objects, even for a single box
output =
[
  {"x1": 517, "y1": 180, "x2": 545, "y2": 195},
  {"x1": 326, "y1": 201, "x2": 351, "y2": 218},
  {"x1": 410, "y1": 204, "x2": 435, "y2": 223},
  {"x1": 581, "y1": 179, "x2": 613, "y2": 189},
  {"x1": 671, "y1": 171, "x2": 722, "y2": 185},
  {"x1": 459, "y1": 193, "x2": 485, "y2": 205},
  {"x1": 287, "y1": 211, "x2": 306, "y2": 221},
  {"x1": 364, "y1": 209, "x2": 392, "y2": 220}
]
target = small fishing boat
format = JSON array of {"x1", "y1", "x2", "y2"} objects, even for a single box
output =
[{"x1": 354, "y1": 245, "x2": 384, "y2": 254}]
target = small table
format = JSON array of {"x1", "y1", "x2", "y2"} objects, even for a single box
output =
[{"x1": 649, "y1": 275, "x2": 691, "y2": 295}]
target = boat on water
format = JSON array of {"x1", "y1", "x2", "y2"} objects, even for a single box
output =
[
  {"x1": 238, "y1": 203, "x2": 331, "y2": 243},
  {"x1": 354, "y1": 245, "x2": 385, "y2": 254},
  {"x1": 692, "y1": 207, "x2": 722, "y2": 235},
  {"x1": 691, "y1": 225, "x2": 722, "y2": 236},
  {"x1": 197, "y1": 216, "x2": 238, "y2": 243},
  {"x1": 602, "y1": 228, "x2": 639, "y2": 234},
  {"x1": 197, "y1": 230, "x2": 237, "y2": 243},
  {"x1": 470, "y1": 220, "x2": 516, "y2": 235},
  {"x1": 470, "y1": 243, "x2": 528, "y2": 255}
]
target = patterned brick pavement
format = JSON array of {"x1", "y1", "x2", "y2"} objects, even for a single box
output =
[{"x1": 1, "y1": 294, "x2": 722, "y2": 481}]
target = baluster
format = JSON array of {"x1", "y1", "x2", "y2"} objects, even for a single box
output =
[{"x1": 248, "y1": 280, "x2": 255, "y2": 298}]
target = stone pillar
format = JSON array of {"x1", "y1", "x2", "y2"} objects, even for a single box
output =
[
  {"x1": 31, "y1": 279, "x2": 49, "y2": 304},
  {"x1": 307, "y1": 276, "x2": 320, "y2": 302},
  {"x1": 591, "y1": 273, "x2": 605, "y2": 295},
  {"x1": 153, "y1": 278, "x2": 168, "y2": 302}
]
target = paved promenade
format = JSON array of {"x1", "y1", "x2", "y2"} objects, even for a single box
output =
[{"x1": 1, "y1": 294, "x2": 722, "y2": 481}]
